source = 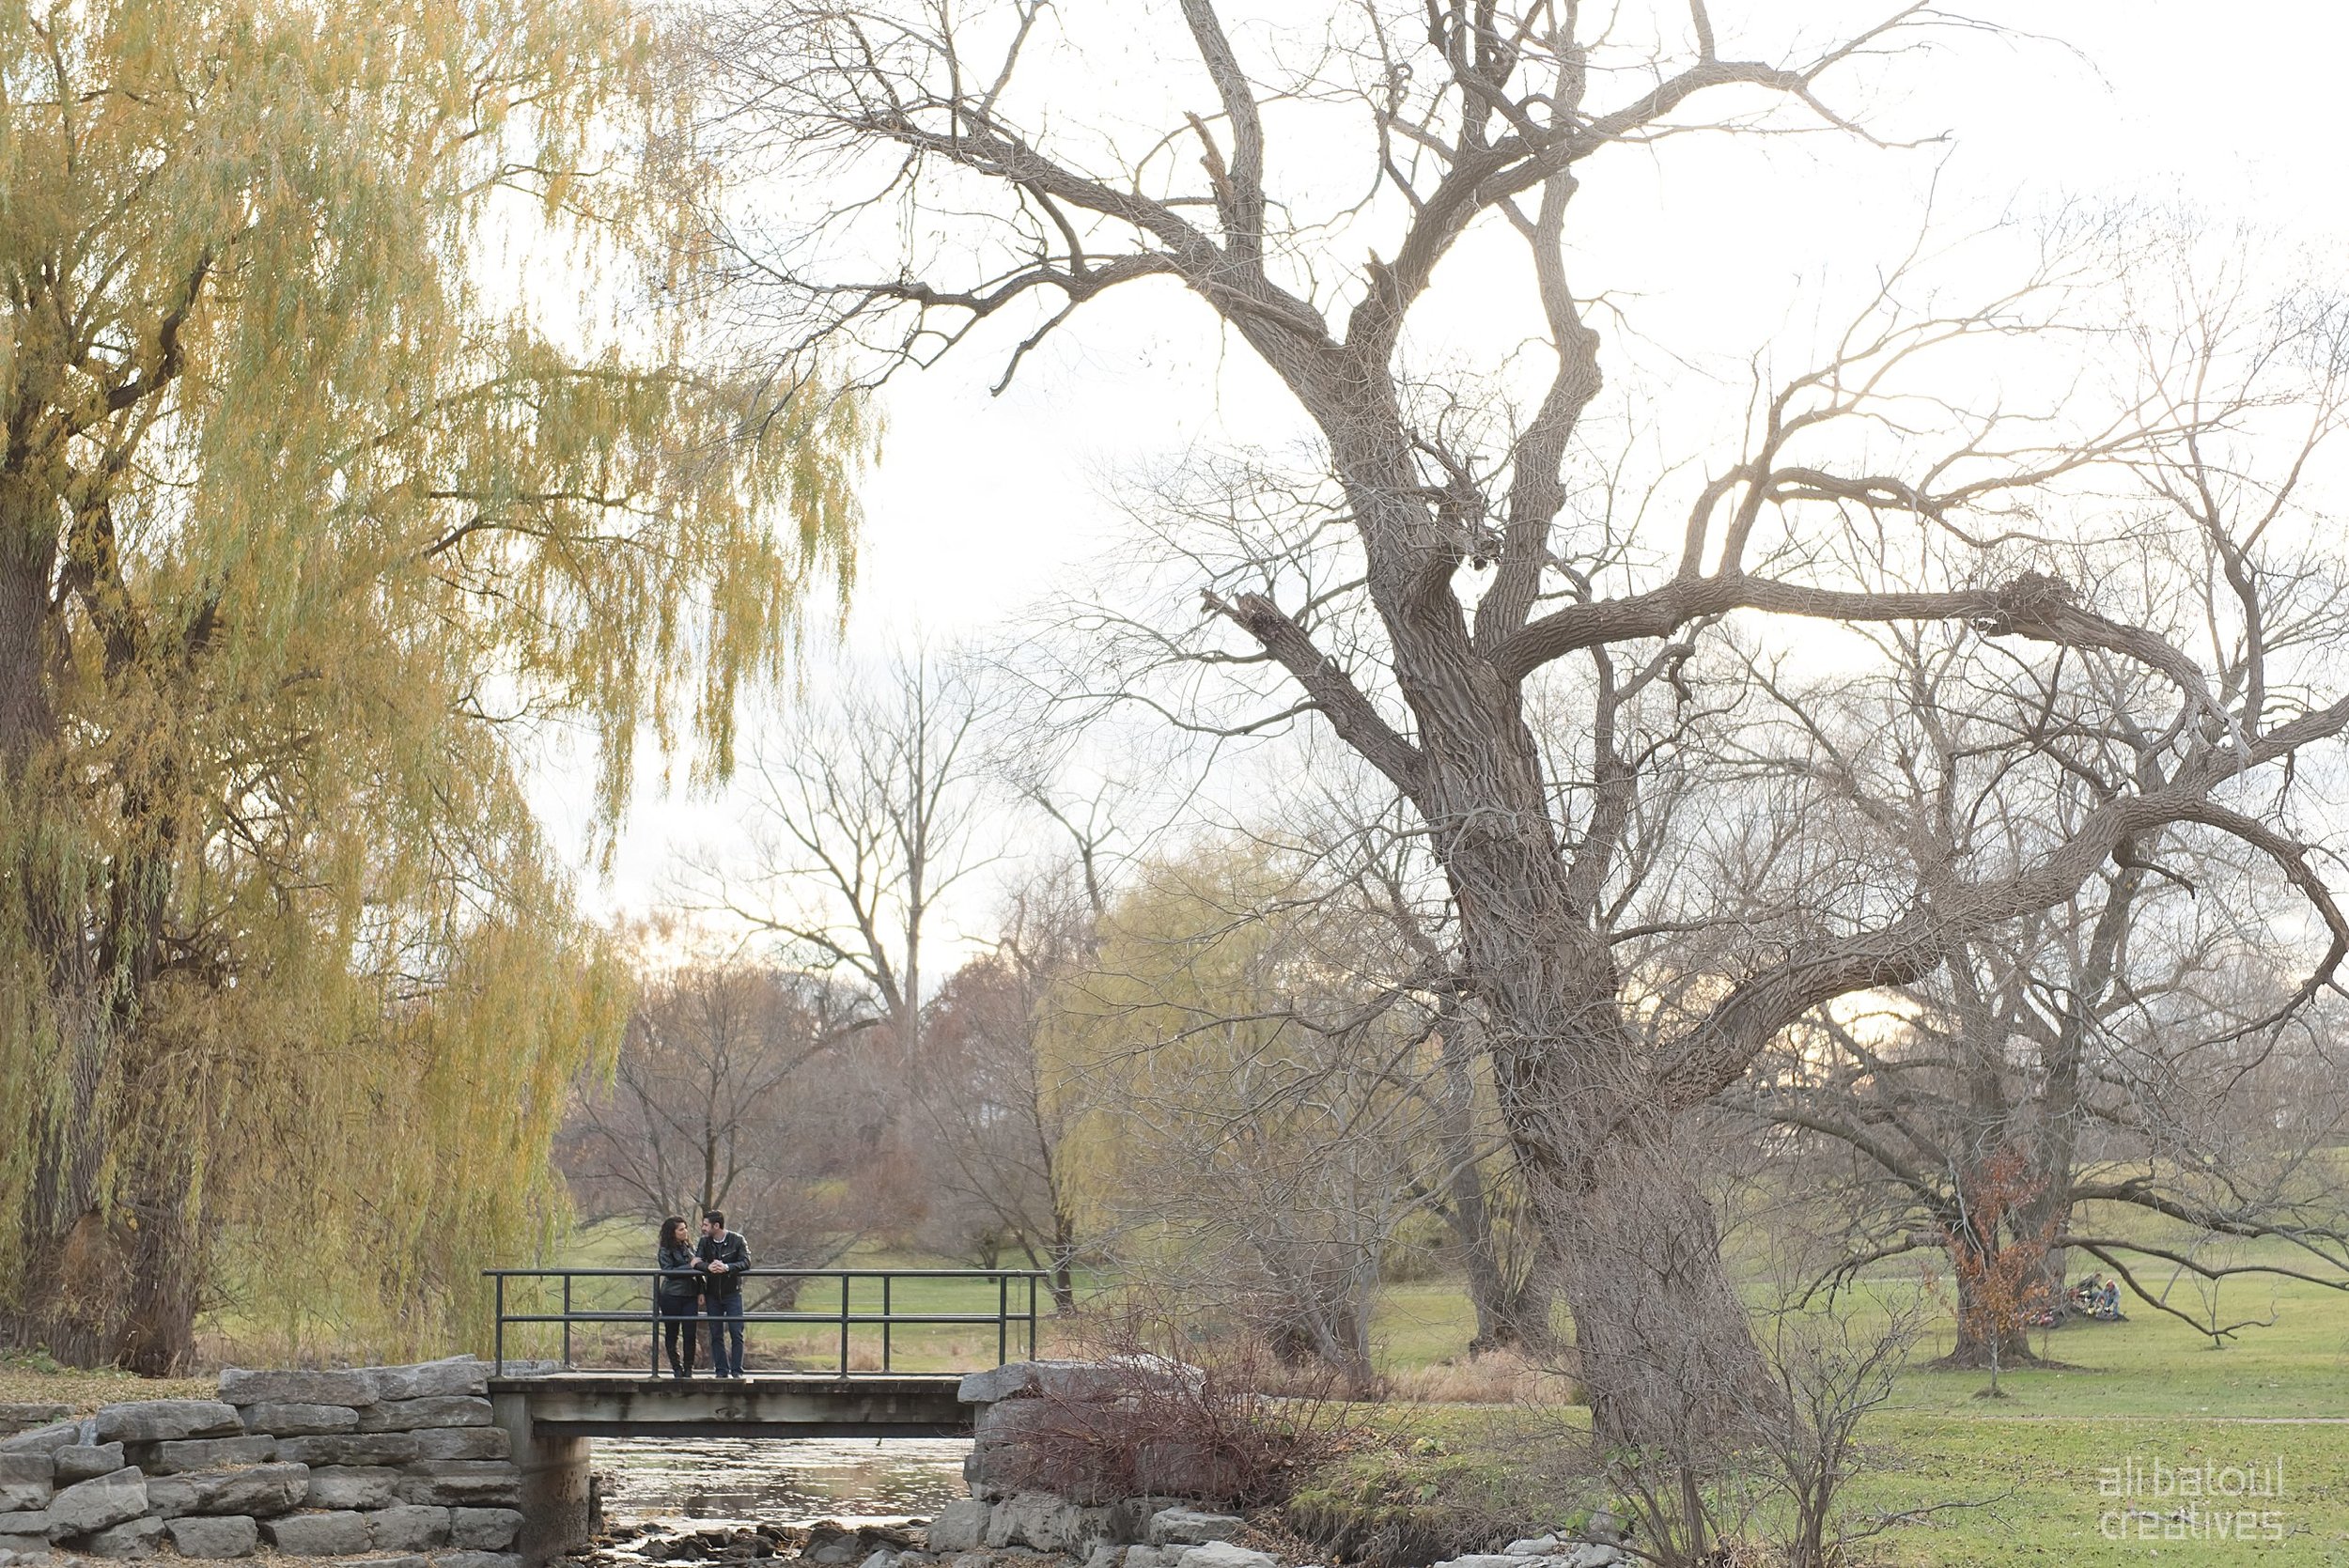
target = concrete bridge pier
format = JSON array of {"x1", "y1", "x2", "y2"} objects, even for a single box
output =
[{"x1": 492, "y1": 1387, "x2": 594, "y2": 1563}]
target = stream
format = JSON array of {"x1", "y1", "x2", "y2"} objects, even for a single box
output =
[{"x1": 596, "y1": 1436, "x2": 972, "y2": 1531}]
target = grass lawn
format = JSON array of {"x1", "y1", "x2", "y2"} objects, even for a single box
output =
[{"x1": 1369, "y1": 1256, "x2": 2349, "y2": 1564}]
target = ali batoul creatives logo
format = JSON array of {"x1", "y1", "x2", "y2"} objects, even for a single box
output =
[{"x1": 2096, "y1": 1453, "x2": 2288, "y2": 1544}]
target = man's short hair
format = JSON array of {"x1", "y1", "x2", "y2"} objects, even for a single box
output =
[{"x1": 704, "y1": 1210, "x2": 726, "y2": 1229}]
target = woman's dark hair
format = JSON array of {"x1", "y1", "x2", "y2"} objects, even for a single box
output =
[{"x1": 660, "y1": 1217, "x2": 689, "y2": 1249}]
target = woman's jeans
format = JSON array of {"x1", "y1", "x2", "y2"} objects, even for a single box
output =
[
  {"x1": 705, "y1": 1292, "x2": 746, "y2": 1376},
  {"x1": 657, "y1": 1296, "x2": 700, "y2": 1375}
]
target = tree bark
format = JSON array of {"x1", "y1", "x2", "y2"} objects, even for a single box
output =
[
  {"x1": 0, "y1": 501, "x2": 59, "y2": 772},
  {"x1": 1523, "y1": 1101, "x2": 1766, "y2": 1452},
  {"x1": 1432, "y1": 1015, "x2": 1557, "y2": 1354},
  {"x1": 1935, "y1": 1260, "x2": 2046, "y2": 1372}
]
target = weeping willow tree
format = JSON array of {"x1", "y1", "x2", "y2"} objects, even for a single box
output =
[
  {"x1": 0, "y1": 0, "x2": 863, "y2": 1370},
  {"x1": 1049, "y1": 844, "x2": 1438, "y2": 1387}
]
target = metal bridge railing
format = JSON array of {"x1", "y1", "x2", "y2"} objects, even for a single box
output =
[{"x1": 482, "y1": 1267, "x2": 1047, "y2": 1378}]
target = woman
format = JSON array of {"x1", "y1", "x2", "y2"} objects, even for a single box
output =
[{"x1": 655, "y1": 1217, "x2": 703, "y2": 1378}]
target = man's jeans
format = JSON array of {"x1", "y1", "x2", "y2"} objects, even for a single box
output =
[{"x1": 705, "y1": 1292, "x2": 746, "y2": 1376}]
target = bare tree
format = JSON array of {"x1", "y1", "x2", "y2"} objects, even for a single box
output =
[
  {"x1": 1725, "y1": 622, "x2": 2349, "y2": 1359},
  {"x1": 690, "y1": 1, "x2": 2349, "y2": 1449},
  {"x1": 559, "y1": 959, "x2": 872, "y2": 1272},
  {"x1": 688, "y1": 650, "x2": 996, "y2": 1069},
  {"x1": 914, "y1": 866, "x2": 1095, "y2": 1304},
  {"x1": 1282, "y1": 778, "x2": 1563, "y2": 1354}
]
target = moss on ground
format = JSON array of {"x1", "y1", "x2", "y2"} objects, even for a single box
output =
[{"x1": 1283, "y1": 1410, "x2": 1600, "y2": 1567}]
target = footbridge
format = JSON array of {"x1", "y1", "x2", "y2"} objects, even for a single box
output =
[{"x1": 482, "y1": 1266, "x2": 1050, "y2": 1555}]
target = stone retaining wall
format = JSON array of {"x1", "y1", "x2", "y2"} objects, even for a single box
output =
[
  {"x1": 932, "y1": 1363, "x2": 1269, "y2": 1568},
  {"x1": 0, "y1": 1358, "x2": 522, "y2": 1568}
]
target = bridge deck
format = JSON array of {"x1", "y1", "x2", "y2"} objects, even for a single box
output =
[{"x1": 489, "y1": 1374, "x2": 972, "y2": 1439}]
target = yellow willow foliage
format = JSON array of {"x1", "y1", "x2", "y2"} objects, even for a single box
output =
[{"x1": 0, "y1": 0, "x2": 863, "y2": 1367}]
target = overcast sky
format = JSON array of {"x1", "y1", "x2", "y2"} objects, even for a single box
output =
[{"x1": 538, "y1": 0, "x2": 2349, "y2": 939}]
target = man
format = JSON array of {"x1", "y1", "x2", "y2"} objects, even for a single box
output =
[{"x1": 696, "y1": 1210, "x2": 753, "y2": 1378}]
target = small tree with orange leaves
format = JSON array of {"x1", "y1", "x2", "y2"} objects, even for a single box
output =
[{"x1": 1941, "y1": 1148, "x2": 2059, "y2": 1398}]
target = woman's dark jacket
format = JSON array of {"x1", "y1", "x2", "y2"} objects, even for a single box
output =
[{"x1": 656, "y1": 1242, "x2": 702, "y2": 1305}]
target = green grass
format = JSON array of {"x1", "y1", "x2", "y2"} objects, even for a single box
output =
[{"x1": 1358, "y1": 1260, "x2": 2349, "y2": 1563}]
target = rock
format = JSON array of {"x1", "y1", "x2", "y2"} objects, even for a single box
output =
[
  {"x1": 304, "y1": 1467, "x2": 399, "y2": 1510},
  {"x1": 395, "y1": 1463, "x2": 521, "y2": 1508},
  {"x1": 1144, "y1": 1513, "x2": 1242, "y2": 1549},
  {"x1": 238, "y1": 1403, "x2": 359, "y2": 1436},
  {"x1": 924, "y1": 1502, "x2": 989, "y2": 1553},
  {"x1": 142, "y1": 1435, "x2": 273, "y2": 1474},
  {"x1": 0, "y1": 1427, "x2": 77, "y2": 1458},
  {"x1": 161, "y1": 1461, "x2": 311, "y2": 1519},
  {"x1": 410, "y1": 1428, "x2": 507, "y2": 1462},
  {"x1": 957, "y1": 1360, "x2": 1135, "y2": 1405},
  {"x1": 428, "y1": 1552, "x2": 524, "y2": 1568},
  {"x1": 1057, "y1": 1506, "x2": 1123, "y2": 1557},
  {"x1": 858, "y1": 1551, "x2": 902, "y2": 1568},
  {"x1": 988, "y1": 1494, "x2": 1081, "y2": 1552},
  {"x1": 89, "y1": 1401, "x2": 240, "y2": 1445},
  {"x1": 1563, "y1": 1549, "x2": 1626, "y2": 1568},
  {"x1": 51, "y1": 1446, "x2": 122, "y2": 1484},
  {"x1": 218, "y1": 1369, "x2": 381, "y2": 1409},
  {"x1": 1123, "y1": 1549, "x2": 1181, "y2": 1568},
  {"x1": 140, "y1": 1476, "x2": 196, "y2": 1518},
  {"x1": 971, "y1": 1401, "x2": 1063, "y2": 1443},
  {"x1": 372, "y1": 1359, "x2": 489, "y2": 1403},
  {"x1": 1428, "y1": 1557, "x2": 1525, "y2": 1568},
  {"x1": 276, "y1": 1434, "x2": 419, "y2": 1467},
  {"x1": 0, "y1": 1411, "x2": 69, "y2": 1438},
  {"x1": 263, "y1": 1510, "x2": 373, "y2": 1556},
  {"x1": 0, "y1": 1456, "x2": 51, "y2": 1513},
  {"x1": 0, "y1": 1533, "x2": 47, "y2": 1561},
  {"x1": 165, "y1": 1514, "x2": 260, "y2": 1558},
  {"x1": 358, "y1": 1398, "x2": 492, "y2": 1434},
  {"x1": 1082, "y1": 1548, "x2": 1120, "y2": 1568},
  {"x1": 1503, "y1": 1539, "x2": 1560, "y2": 1559},
  {"x1": 0, "y1": 1513, "x2": 47, "y2": 1542},
  {"x1": 960, "y1": 1446, "x2": 1019, "y2": 1503},
  {"x1": 366, "y1": 1556, "x2": 434, "y2": 1568},
  {"x1": 45, "y1": 1468, "x2": 147, "y2": 1538},
  {"x1": 1135, "y1": 1438, "x2": 1229, "y2": 1502},
  {"x1": 71, "y1": 1514, "x2": 164, "y2": 1559},
  {"x1": 447, "y1": 1508, "x2": 521, "y2": 1550},
  {"x1": 369, "y1": 1504, "x2": 452, "y2": 1550},
  {"x1": 1172, "y1": 1546, "x2": 1272, "y2": 1568}
]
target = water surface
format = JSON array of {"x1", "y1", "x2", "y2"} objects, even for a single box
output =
[{"x1": 598, "y1": 1436, "x2": 972, "y2": 1529}]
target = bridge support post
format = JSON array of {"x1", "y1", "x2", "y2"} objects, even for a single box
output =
[{"x1": 493, "y1": 1388, "x2": 594, "y2": 1565}]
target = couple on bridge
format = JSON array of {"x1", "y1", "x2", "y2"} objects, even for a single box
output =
[{"x1": 655, "y1": 1211, "x2": 754, "y2": 1379}]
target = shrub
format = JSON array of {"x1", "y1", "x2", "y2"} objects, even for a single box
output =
[{"x1": 993, "y1": 1321, "x2": 1367, "y2": 1508}]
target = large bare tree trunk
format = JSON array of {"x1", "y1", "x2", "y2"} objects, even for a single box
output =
[
  {"x1": 1546, "y1": 1131, "x2": 1760, "y2": 1452},
  {"x1": 0, "y1": 505, "x2": 58, "y2": 771},
  {"x1": 1353, "y1": 584, "x2": 1766, "y2": 1443},
  {"x1": 1431, "y1": 1011, "x2": 1558, "y2": 1353}
]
